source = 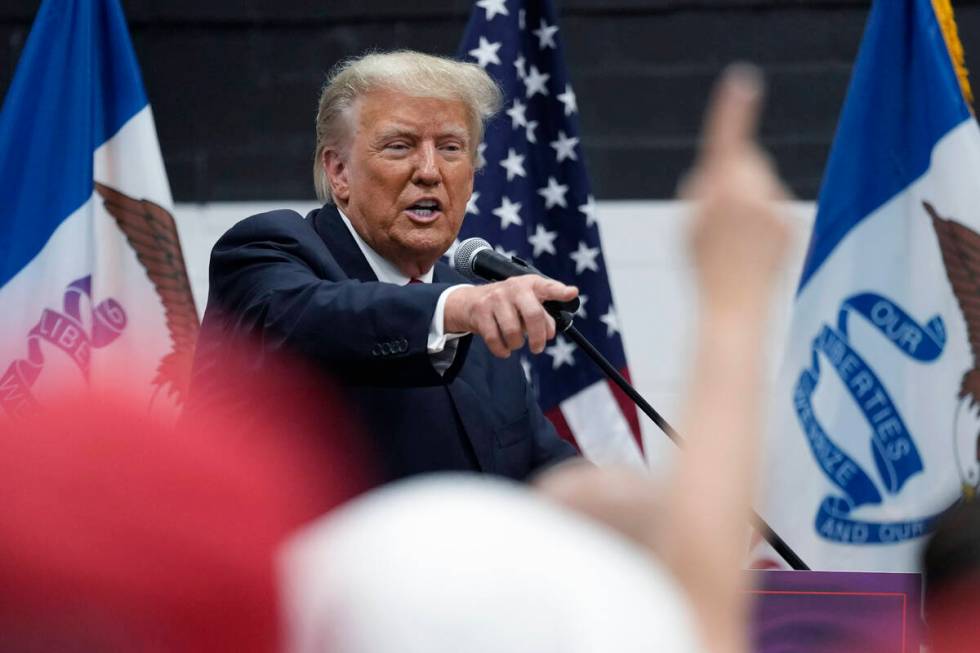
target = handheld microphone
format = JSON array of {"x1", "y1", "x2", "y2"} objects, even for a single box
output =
[{"x1": 452, "y1": 237, "x2": 580, "y2": 316}]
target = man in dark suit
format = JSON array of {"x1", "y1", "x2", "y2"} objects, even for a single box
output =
[{"x1": 191, "y1": 51, "x2": 578, "y2": 483}]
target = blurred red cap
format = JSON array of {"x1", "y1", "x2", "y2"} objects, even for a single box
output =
[{"x1": 0, "y1": 352, "x2": 368, "y2": 652}]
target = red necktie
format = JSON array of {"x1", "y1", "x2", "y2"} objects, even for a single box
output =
[{"x1": 407, "y1": 278, "x2": 423, "y2": 285}]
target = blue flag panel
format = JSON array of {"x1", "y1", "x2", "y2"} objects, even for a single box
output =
[
  {"x1": 0, "y1": 0, "x2": 148, "y2": 286},
  {"x1": 799, "y1": 0, "x2": 971, "y2": 291}
]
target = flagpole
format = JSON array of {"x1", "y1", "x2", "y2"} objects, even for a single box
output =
[{"x1": 557, "y1": 317, "x2": 810, "y2": 571}]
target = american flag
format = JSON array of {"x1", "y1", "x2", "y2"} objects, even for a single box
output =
[{"x1": 454, "y1": 0, "x2": 644, "y2": 466}]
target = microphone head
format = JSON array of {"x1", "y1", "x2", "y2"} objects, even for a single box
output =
[{"x1": 452, "y1": 237, "x2": 492, "y2": 280}]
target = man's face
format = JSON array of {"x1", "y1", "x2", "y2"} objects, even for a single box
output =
[{"x1": 326, "y1": 89, "x2": 475, "y2": 276}]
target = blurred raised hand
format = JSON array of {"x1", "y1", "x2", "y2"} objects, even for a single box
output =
[
  {"x1": 682, "y1": 64, "x2": 790, "y2": 318},
  {"x1": 664, "y1": 65, "x2": 790, "y2": 653},
  {"x1": 538, "y1": 65, "x2": 792, "y2": 653}
]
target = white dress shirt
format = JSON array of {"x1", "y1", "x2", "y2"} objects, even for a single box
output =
[{"x1": 336, "y1": 209, "x2": 468, "y2": 374}]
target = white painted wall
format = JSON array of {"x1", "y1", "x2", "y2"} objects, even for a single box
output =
[{"x1": 173, "y1": 200, "x2": 816, "y2": 470}]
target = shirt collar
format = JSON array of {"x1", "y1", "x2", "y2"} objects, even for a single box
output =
[{"x1": 336, "y1": 207, "x2": 434, "y2": 284}]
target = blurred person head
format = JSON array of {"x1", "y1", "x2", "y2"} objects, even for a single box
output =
[
  {"x1": 312, "y1": 51, "x2": 501, "y2": 276},
  {"x1": 922, "y1": 499, "x2": 980, "y2": 653},
  {"x1": 280, "y1": 474, "x2": 700, "y2": 653},
  {"x1": 0, "y1": 352, "x2": 366, "y2": 652}
]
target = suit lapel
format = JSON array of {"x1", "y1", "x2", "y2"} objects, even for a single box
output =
[
  {"x1": 435, "y1": 262, "x2": 497, "y2": 471},
  {"x1": 313, "y1": 206, "x2": 498, "y2": 471},
  {"x1": 432, "y1": 260, "x2": 469, "y2": 285},
  {"x1": 311, "y1": 204, "x2": 378, "y2": 283},
  {"x1": 446, "y1": 358, "x2": 496, "y2": 473}
]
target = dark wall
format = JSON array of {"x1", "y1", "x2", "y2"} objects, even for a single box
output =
[{"x1": 3, "y1": 1, "x2": 980, "y2": 201}]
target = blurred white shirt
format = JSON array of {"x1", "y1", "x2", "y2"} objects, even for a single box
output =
[{"x1": 280, "y1": 474, "x2": 700, "y2": 653}]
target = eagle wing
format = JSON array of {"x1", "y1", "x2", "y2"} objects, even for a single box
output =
[
  {"x1": 95, "y1": 182, "x2": 200, "y2": 405},
  {"x1": 926, "y1": 200, "x2": 980, "y2": 404}
]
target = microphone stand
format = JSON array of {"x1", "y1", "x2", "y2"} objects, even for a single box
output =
[
  {"x1": 551, "y1": 310, "x2": 810, "y2": 571},
  {"x1": 463, "y1": 249, "x2": 808, "y2": 570}
]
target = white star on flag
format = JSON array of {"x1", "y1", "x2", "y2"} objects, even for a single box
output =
[
  {"x1": 575, "y1": 294, "x2": 588, "y2": 318},
  {"x1": 524, "y1": 65, "x2": 550, "y2": 98},
  {"x1": 468, "y1": 37, "x2": 502, "y2": 68},
  {"x1": 578, "y1": 195, "x2": 598, "y2": 227},
  {"x1": 499, "y1": 148, "x2": 527, "y2": 181},
  {"x1": 506, "y1": 99, "x2": 527, "y2": 128},
  {"x1": 570, "y1": 240, "x2": 600, "y2": 273},
  {"x1": 466, "y1": 191, "x2": 480, "y2": 215},
  {"x1": 545, "y1": 335, "x2": 576, "y2": 369},
  {"x1": 494, "y1": 244, "x2": 518, "y2": 259},
  {"x1": 476, "y1": 0, "x2": 509, "y2": 21},
  {"x1": 550, "y1": 130, "x2": 579, "y2": 162},
  {"x1": 600, "y1": 306, "x2": 620, "y2": 336},
  {"x1": 525, "y1": 120, "x2": 538, "y2": 143},
  {"x1": 514, "y1": 55, "x2": 527, "y2": 80},
  {"x1": 492, "y1": 196, "x2": 523, "y2": 230},
  {"x1": 527, "y1": 223, "x2": 557, "y2": 257},
  {"x1": 533, "y1": 18, "x2": 559, "y2": 50},
  {"x1": 518, "y1": 8, "x2": 526, "y2": 30},
  {"x1": 556, "y1": 84, "x2": 578, "y2": 116},
  {"x1": 477, "y1": 142, "x2": 487, "y2": 168},
  {"x1": 537, "y1": 176, "x2": 568, "y2": 209}
]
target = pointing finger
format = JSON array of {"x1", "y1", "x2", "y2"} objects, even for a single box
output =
[
  {"x1": 533, "y1": 278, "x2": 578, "y2": 302},
  {"x1": 701, "y1": 63, "x2": 764, "y2": 164}
]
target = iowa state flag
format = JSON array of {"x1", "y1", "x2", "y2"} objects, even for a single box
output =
[
  {"x1": 760, "y1": 0, "x2": 978, "y2": 571},
  {"x1": 0, "y1": 0, "x2": 198, "y2": 417}
]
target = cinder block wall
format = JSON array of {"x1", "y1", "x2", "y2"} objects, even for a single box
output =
[{"x1": 6, "y1": 1, "x2": 978, "y2": 202}]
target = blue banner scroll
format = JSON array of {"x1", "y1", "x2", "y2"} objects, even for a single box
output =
[
  {"x1": 0, "y1": 276, "x2": 127, "y2": 418},
  {"x1": 794, "y1": 292, "x2": 948, "y2": 544}
]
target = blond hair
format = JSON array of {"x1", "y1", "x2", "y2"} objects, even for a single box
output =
[{"x1": 313, "y1": 50, "x2": 502, "y2": 203}]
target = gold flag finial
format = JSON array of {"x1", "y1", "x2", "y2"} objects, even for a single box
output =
[{"x1": 932, "y1": 0, "x2": 974, "y2": 107}]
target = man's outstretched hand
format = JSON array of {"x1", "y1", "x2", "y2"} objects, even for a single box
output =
[{"x1": 445, "y1": 276, "x2": 579, "y2": 358}]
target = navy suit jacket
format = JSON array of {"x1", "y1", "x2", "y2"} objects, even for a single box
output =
[{"x1": 190, "y1": 205, "x2": 576, "y2": 483}]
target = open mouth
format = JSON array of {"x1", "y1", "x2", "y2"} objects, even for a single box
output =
[{"x1": 406, "y1": 199, "x2": 442, "y2": 220}]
